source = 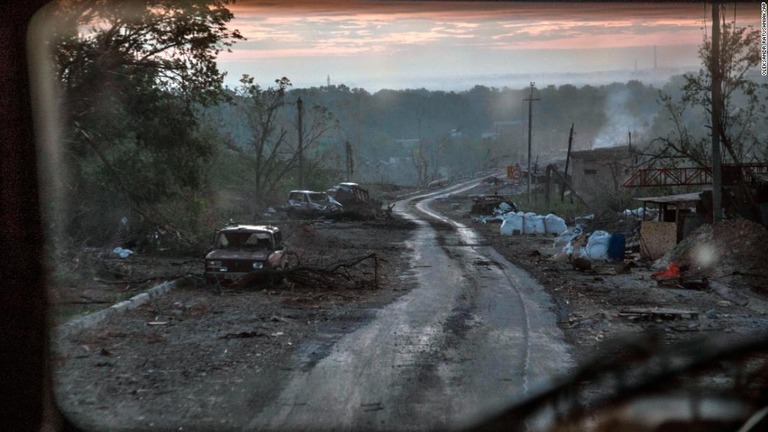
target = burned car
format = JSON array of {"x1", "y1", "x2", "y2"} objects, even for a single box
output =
[
  {"x1": 327, "y1": 182, "x2": 384, "y2": 219},
  {"x1": 326, "y1": 182, "x2": 370, "y2": 205},
  {"x1": 204, "y1": 224, "x2": 287, "y2": 284},
  {"x1": 286, "y1": 190, "x2": 342, "y2": 217}
]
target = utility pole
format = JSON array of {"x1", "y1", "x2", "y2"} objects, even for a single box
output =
[
  {"x1": 524, "y1": 82, "x2": 540, "y2": 203},
  {"x1": 711, "y1": 1, "x2": 723, "y2": 222},
  {"x1": 297, "y1": 97, "x2": 304, "y2": 189},
  {"x1": 562, "y1": 123, "x2": 574, "y2": 203},
  {"x1": 345, "y1": 140, "x2": 354, "y2": 181}
]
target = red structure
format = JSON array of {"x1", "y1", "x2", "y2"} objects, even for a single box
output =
[{"x1": 623, "y1": 163, "x2": 768, "y2": 188}]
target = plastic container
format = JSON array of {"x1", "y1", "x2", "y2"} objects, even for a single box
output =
[{"x1": 579, "y1": 230, "x2": 612, "y2": 260}]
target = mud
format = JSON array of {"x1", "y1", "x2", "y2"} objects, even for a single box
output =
[
  {"x1": 428, "y1": 192, "x2": 768, "y2": 368},
  {"x1": 52, "y1": 218, "x2": 419, "y2": 430},
  {"x1": 52, "y1": 185, "x2": 768, "y2": 430}
]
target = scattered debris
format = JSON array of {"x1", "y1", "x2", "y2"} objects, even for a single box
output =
[
  {"x1": 652, "y1": 262, "x2": 681, "y2": 279},
  {"x1": 232, "y1": 253, "x2": 382, "y2": 291},
  {"x1": 219, "y1": 331, "x2": 269, "y2": 339},
  {"x1": 470, "y1": 195, "x2": 516, "y2": 215},
  {"x1": 619, "y1": 207, "x2": 659, "y2": 221},
  {"x1": 709, "y1": 280, "x2": 749, "y2": 306},
  {"x1": 619, "y1": 308, "x2": 700, "y2": 321},
  {"x1": 112, "y1": 247, "x2": 134, "y2": 258}
]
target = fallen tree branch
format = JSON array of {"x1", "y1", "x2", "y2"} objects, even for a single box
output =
[{"x1": 231, "y1": 253, "x2": 381, "y2": 290}]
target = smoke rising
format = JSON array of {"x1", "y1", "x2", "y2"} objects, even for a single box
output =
[{"x1": 592, "y1": 87, "x2": 657, "y2": 149}]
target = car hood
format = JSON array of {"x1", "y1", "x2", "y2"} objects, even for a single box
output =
[{"x1": 205, "y1": 249, "x2": 269, "y2": 261}]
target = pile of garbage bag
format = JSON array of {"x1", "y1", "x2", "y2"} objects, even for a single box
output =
[
  {"x1": 474, "y1": 200, "x2": 627, "y2": 262},
  {"x1": 618, "y1": 207, "x2": 659, "y2": 220},
  {"x1": 553, "y1": 228, "x2": 625, "y2": 261},
  {"x1": 498, "y1": 212, "x2": 567, "y2": 236}
]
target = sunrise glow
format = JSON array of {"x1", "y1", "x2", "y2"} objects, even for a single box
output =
[{"x1": 218, "y1": 1, "x2": 761, "y2": 90}]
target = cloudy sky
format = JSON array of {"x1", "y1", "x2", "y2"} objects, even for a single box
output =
[{"x1": 217, "y1": 1, "x2": 761, "y2": 91}]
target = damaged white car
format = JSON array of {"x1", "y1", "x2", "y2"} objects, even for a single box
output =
[{"x1": 285, "y1": 190, "x2": 342, "y2": 218}]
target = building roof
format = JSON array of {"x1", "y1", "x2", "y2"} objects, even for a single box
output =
[
  {"x1": 635, "y1": 191, "x2": 705, "y2": 204},
  {"x1": 570, "y1": 145, "x2": 634, "y2": 161}
]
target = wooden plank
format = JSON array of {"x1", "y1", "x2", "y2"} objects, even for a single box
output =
[
  {"x1": 619, "y1": 307, "x2": 699, "y2": 321},
  {"x1": 639, "y1": 221, "x2": 677, "y2": 259}
]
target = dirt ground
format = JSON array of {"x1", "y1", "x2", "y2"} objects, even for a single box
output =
[
  {"x1": 52, "y1": 218, "x2": 419, "y2": 430},
  {"x1": 428, "y1": 188, "x2": 768, "y2": 368},
  {"x1": 52, "y1": 184, "x2": 768, "y2": 429}
]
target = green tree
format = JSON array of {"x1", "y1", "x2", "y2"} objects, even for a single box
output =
[{"x1": 50, "y1": 0, "x2": 243, "y2": 246}]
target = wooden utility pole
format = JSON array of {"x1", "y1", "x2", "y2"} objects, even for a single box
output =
[
  {"x1": 711, "y1": 2, "x2": 723, "y2": 221},
  {"x1": 524, "y1": 82, "x2": 540, "y2": 203},
  {"x1": 545, "y1": 164, "x2": 554, "y2": 210},
  {"x1": 561, "y1": 123, "x2": 574, "y2": 203},
  {"x1": 297, "y1": 97, "x2": 304, "y2": 189},
  {"x1": 345, "y1": 140, "x2": 354, "y2": 180}
]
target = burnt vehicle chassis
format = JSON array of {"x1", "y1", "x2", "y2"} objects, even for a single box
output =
[{"x1": 204, "y1": 224, "x2": 288, "y2": 286}]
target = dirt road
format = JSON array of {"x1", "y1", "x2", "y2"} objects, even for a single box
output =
[
  {"x1": 55, "y1": 180, "x2": 575, "y2": 431},
  {"x1": 247, "y1": 182, "x2": 573, "y2": 430}
]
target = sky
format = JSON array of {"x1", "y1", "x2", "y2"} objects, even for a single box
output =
[{"x1": 217, "y1": 1, "x2": 762, "y2": 92}]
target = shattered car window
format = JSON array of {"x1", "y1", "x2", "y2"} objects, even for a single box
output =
[
  {"x1": 308, "y1": 193, "x2": 328, "y2": 202},
  {"x1": 217, "y1": 232, "x2": 271, "y2": 249}
]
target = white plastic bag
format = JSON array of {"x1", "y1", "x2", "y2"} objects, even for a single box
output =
[
  {"x1": 500, "y1": 218, "x2": 514, "y2": 235},
  {"x1": 579, "y1": 230, "x2": 612, "y2": 260},
  {"x1": 521, "y1": 212, "x2": 536, "y2": 234},
  {"x1": 112, "y1": 247, "x2": 134, "y2": 258},
  {"x1": 554, "y1": 226, "x2": 582, "y2": 254},
  {"x1": 544, "y1": 214, "x2": 567, "y2": 235},
  {"x1": 500, "y1": 212, "x2": 523, "y2": 235},
  {"x1": 497, "y1": 202, "x2": 513, "y2": 214},
  {"x1": 532, "y1": 215, "x2": 546, "y2": 234}
]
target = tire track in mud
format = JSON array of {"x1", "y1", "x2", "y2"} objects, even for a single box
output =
[
  {"x1": 412, "y1": 185, "x2": 535, "y2": 397},
  {"x1": 247, "y1": 179, "x2": 572, "y2": 431}
]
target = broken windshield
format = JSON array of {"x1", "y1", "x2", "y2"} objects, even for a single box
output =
[
  {"x1": 216, "y1": 232, "x2": 272, "y2": 249},
  {"x1": 308, "y1": 193, "x2": 328, "y2": 202}
]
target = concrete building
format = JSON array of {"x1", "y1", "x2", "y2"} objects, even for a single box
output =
[{"x1": 569, "y1": 145, "x2": 639, "y2": 204}]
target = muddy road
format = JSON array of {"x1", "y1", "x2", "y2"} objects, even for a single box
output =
[
  {"x1": 54, "y1": 181, "x2": 573, "y2": 431},
  {"x1": 249, "y1": 183, "x2": 573, "y2": 430}
]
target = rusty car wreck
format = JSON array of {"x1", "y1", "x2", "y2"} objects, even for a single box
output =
[
  {"x1": 285, "y1": 190, "x2": 343, "y2": 218},
  {"x1": 204, "y1": 224, "x2": 288, "y2": 285}
]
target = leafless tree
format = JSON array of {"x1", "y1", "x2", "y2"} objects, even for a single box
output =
[
  {"x1": 230, "y1": 75, "x2": 337, "y2": 206},
  {"x1": 649, "y1": 19, "x2": 766, "y2": 167}
]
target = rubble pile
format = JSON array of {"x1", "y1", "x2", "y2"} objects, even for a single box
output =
[{"x1": 656, "y1": 219, "x2": 768, "y2": 292}]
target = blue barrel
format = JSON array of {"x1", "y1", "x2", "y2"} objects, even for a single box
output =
[{"x1": 607, "y1": 232, "x2": 626, "y2": 261}]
